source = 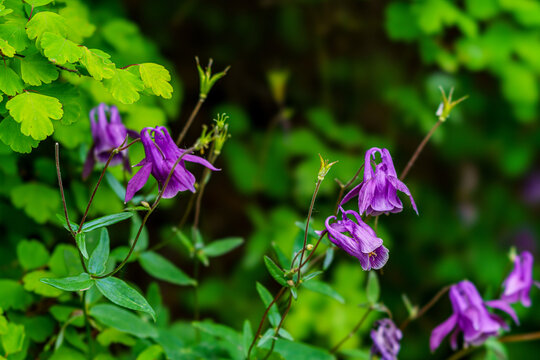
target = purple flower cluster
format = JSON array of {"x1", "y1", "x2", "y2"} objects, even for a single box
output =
[
  {"x1": 371, "y1": 318, "x2": 402, "y2": 360},
  {"x1": 321, "y1": 147, "x2": 417, "y2": 271},
  {"x1": 431, "y1": 251, "x2": 539, "y2": 352}
]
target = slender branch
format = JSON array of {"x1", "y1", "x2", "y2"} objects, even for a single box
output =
[
  {"x1": 93, "y1": 146, "x2": 197, "y2": 279},
  {"x1": 296, "y1": 180, "x2": 322, "y2": 285},
  {"x1": 446, "y1": 346, "x2": 475, "y2": 360},
  {"x1": 300, "y1": 233, "x2": 325, "y2": 269},
  {"x1": 500, "y1": 331, "x2": 540, "y2": 343},
  {"x1": 334, "y1": 163, "x2": 364, "y2": 215},
  {"x1": 400, "y1": 285, "x2": 450, "y2": 331},
  {"x1": 330, "y1": 307, "x2": 373, "y2": 353},
  {"x1": 248, "y1": 287, "x2": 286, "y2": 359},
  {"x1": 263, "y1": 294, "x2": 293, "y2": 360},
  {"x1": 176, "y1": 98, "x2": 205, "y2": 145},
  {"x1": 56, "y1": 64, "x2": 81, "y2": 75},
  {"x1": 55, "y1": 143, "x2": 76, "y2": 238},
  {"x1": 400, "y1": 120, "x2": 443, "y2": 181}
]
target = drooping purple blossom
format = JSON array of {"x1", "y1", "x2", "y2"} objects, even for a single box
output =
[
  {"x1": 125, "y1": 126, "x2": 219, "y2": 202},
  {"x1": 341, "y1": 148, "x2": 418, "y2": 216},
  {"x1": 83, "y1": 103, "x2": 136, "y2": 179},
  {"x1": 321, "y1": 208, "x2": 388, "y2": 271},
  {"x1": 430, "y1": 280, "x2": 518, "y2": 352},
  {"x1": 370, "y1": 318, "x2": 402, "y2": 360},
  {"x1": 501, "y1": 251, "x2": 540, "y2": 307}
]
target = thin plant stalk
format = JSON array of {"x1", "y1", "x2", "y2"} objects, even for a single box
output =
[
  {"x1": 176, "y1": 98, "x2": 205, "y2": 146},
  {"x1": 400, "y1": 120, "x2": 443, "y2": 181},
  {"x1": 82, "y1": 291, "x2": 92, "y2": 360},
  {"x1": 400, "y1": 285, "x2": 450, "y2": 331},
  {"x1": 330, "y1": 307, "x2": 373, "y2": 354},
  {"x1": 263, "y1": 294, "x2": 293, "y2": 360}
]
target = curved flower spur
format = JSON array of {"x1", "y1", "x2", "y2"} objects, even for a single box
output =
[
  {"x1": 125, "y1": 126, "x2": 219, "y2": 202},
  {"x1": 83, "y1": 103, "x2": 138, "y2": 180}
]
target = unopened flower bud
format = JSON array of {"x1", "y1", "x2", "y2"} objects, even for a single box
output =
[
  {"x1": 141, "y1": 201, "x2": 151, "y2": 209},
  {"x1": 318, "y1": 154, "x2": 338, "y2": 181},
  {"x1": 287, "y1": 280, "x2": 295, "y2": 287},
  {"x1": 196, "y1": 57, "x2": 230, "y2": 100},
  {"x1": 307, "y1": 244, "x2": 314, "y2": 251},
  {"x1": 436, "y1": 86, "x2": 468, "y2": 122}
]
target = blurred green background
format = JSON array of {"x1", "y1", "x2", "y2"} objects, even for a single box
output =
[{"x1": 1, "y1": 0, "x2": 540, "y2": 358}]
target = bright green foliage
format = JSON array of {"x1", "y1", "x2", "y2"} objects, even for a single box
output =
[
  {"x1": 139, "y1": 252, "x2": 196, "y2": 286},
  {"x1": 0, "y1": 65, "x2": 23, "y2": 95},
  {"x1": 10, "y1": 183, "x2": 59, "y2": 223},
  {"x1": 139, "y1": 63, "x2": 173, "y2": 98},
  {"x1": 40, "y1": 273, "x2": 94, "y2": 292},
  {"x1": 76, "y1": 232, "x2": 88, "y2": 259},
  {"x1": 41, "y1": 32, "x2": 83, "y2": 64},
  {"x1": 23, "y1": 270, "x2": 63, "y2": 297},
  {"x1": 0, "y1": 38, "x2": 14, "y2": 56},
  {"x1": 6, "y1": 92, "x2": 63, "y2": 140},
  {"x1": 256, "y1": 282, "x2": 281, "y2": 327},
  {"x1": 0, "y1": 280, "x2": 33, "y2": 310},
  {"x1": 0, "y1": 116, "x2": 40, "y2": 153},
  {"x1": 16, "y1": 239, "x2": 50, "y2": 270},
  {"x1": 89, "y1": 304, "x2": 157, "y2": 338},
  {"x1": 365, "y1": 271, "x2": 380, "y2": 304},
  {"x1": 95, "y1": 277, "x2": 156, "y2": 318},
  {"x1": 136, "y1": 344, "x2": 163, "y2": 360},
  {"x1": 80, "y1": 48, "x2": 115, "y2": 81},
  {"x1": 97, "y1": 328, "x2": 136, "y2": 347},
  {"x1": 302, "y1": 280, "x2": 345, "y2": 304},
  {"x1": 104, "y1": 68, "x2": 145, "y2": 104},
  {"x1": 25, "y1": 0, "x2": 54, "y2": 6},
  {"x1": 1, "y1": 323, "x2": 25, "y2": 355},
  {"x1": 20, "y1": 51, "x2": 59, "y2": 85},
  {"x1": 0, "y1": 20, "x2": 29, "y2": 52},
  {"x1": 203, "y1": 237, "x2": 244, "y2": 257},
  {"x1": 264, "y1": 255, "x2": 288, "y2": 287},
  {"x1": 26, "y1": 11, "x2": 69, "y2": 43}
]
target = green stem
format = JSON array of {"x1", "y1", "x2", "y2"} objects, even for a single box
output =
[
  {"x1": 400, "y1": 285, "x2": 450, "y2": 331},
  {"x1": 330, "y1": 307, "x2": 373, "y2": 354},
  {"x1": 82, "y1": 291, "x2": 92, "y2": 359},
  {"x1": 263, "y1": 294, "x2": 293, "y2": 360},
  {"x1": 176, "y1": 97, "x2": 205, "y2": 146},
  {"x1": 400, "y1": 120, "x2": 443, "y2": 181}
]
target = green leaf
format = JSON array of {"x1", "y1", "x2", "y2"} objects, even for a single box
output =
[
  {"x1": 23, "y1": 270, "x2": 63, "y2": 297},
  {"x1": 0, "y1": 116, "x2": 40, "y2": 153},
  {"x1": 88, "y1": 229, "x2": 110, "y2": 275},
  {"x1": 40, "y1": 32, "x2": 83, "y2": 64},
  {"x1": 366, "y1": 271, "x2": 380, "y2": 304},
  {"x1": 26, "y1": 11, "x2": 69, "y2": 43},
  {"x1": 136, "y1": 344, "x2": 163, "y2": 360},
  {"x1": 260, "y1": 339, "x2": 335, "y2": 360},
  {"x1": 95, "y1": 277, "x2": 155, "y2": 319},
  {"x1": 0, "y1": 64, "x2": 23, "y2": 95},
  {"x1": 0, "y1": 20, "x2": 30, "y2": 52},
  {"x1": 20, "y1": 50, "x2": 59, "y2": 85},
  {"x1": 139, "y1": 63, "x2": 173, "y2": 99},
  {"x1": 105, "y1": 171, "x2": 127, "y2": 201},
  {"x1": 243, "y1": 320, "x2": 252, "y2": 359},
  {"x1": 0, "y1": 280, "x2": 33, "y2": 311},
  {"x1": 104, "y1": 68, "x2": 145, "y2": 104},
  {"x1": 25, "y1": 0, "x2": 54, "y2": 6},
  {"x1": 76, "y1": 232, "x2": 88, "y2": 259},
  {"x1": 6, "y1": 92, "x2": 63, "y2": 140},
  {"x1": 0, "y1": 38, "x2": 15, "y2": 57},
  {"x1": 485, "y1": 337, "x2": 508, "y2": 360},
  {"x1": 10, "y1": 183, "x2": 59, "y2": 223},
  {"x1": 130, "y1": 213, "x2": 148, "y2": 253},
  {"x1": 203, "y1": 237, "x2": 244, "y2": 257},
  {"x1": 79, "y1": 48, "x2": 115, "y2": 80},
  {"x1": 40, "y1": 273, "x2": 94, "y2": 292},
  {"x1": 81, "y1": 212, "x2": 134, "y2": 232},
  {"x1": 303, "y1": 271, "x2": 323, "y2": 282},
  {"x1": 97, "y1": 328, "x2": 135, "y2": 347},
  {"x1": 255, "y1": 282, "x2": 281, "y2": 327},
  {"x1": 192, "y1": 321, "x2": 242, "y2": 351},
  {"x1": 139, "y1": 251, "x2": 196, "y2": 286},
  {"x1": 323, "y1": 248, "x2": 334, "y2": 270},
  {"x1": 264, "y1": 255, "x2": 288, "y2": 287},
  {"x1": 1, "y1": 323, "x2": 25, "y2": 355},
  {"x1": 302, "y1": 280, "x2": 345, "y2": 304},
  {"x1": 16, "y1": 239, "x2": 49, "y2": 270},
  {"x1": 89, "y1": 304, "x2": 157, "y2": 338}
]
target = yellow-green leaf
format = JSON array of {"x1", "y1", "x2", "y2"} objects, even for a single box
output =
[
  {"x1": 80, "y1": 48, "x2": 115, "y2": 80},
  {"x1": 0, "y1": 116, "x2": 40, "y2": 153},
  {"x1": 139, "y1": 63, "x2": 173, "y2": 99},
  {"x1": 20, "y1": 51, "x2": 59, "y2": 85},
  {"x1": 6, "y1": 92, "x2": 63, "y2": 140},
  {"x1": 0, "y1": 65, "x2": 23, "y2": 95},
  {"x1": 104, "y1": 68, "x2": 145, "y2": 104},
  {"x1": 40, "y1": 32, "x2": 83, "y2": 64},
  {"x1": 26, "y1": 11, "x2": 69, "y2": 43},
  {"x1": 0, "y1": 19, "x2": 30, "y2": 52},
  {"x1": 10, "y1": 183, "x2": 60, "y2": 223},
  {"x1": 0, "y1": 38, "x2": 15, "y2": 57}
]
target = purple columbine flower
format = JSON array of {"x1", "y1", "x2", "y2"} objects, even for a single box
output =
[
  {"x1": 125, "y1": 126, "x2": 219, "y2": 202},
  {"x1": 371, "y1": 318, "x2": 402, "y2": 360},
  {"x1": 430, "y1": 280, "x2": 518, "y2": 352},
  {"x1": 322, "y1": 208, "x2": 388, "y2": 271},
  {"x1": 501, "y1": 251, "x2": 540, "y2": 307},
  {"x1": 341, "y1": 148, "x2": 418, "y2": 216},
  {"x1": 83, "y1": 103, "x2": 136, "y2": 179}
]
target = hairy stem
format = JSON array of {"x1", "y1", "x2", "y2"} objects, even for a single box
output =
[
  {"x1": 400, "y1": 285, "x2": 450, "y2": 331},
  {"x1": 330, "y1": 307, "x2": 373, "y2": 354},
  {"x1": 93, "y1": 147, "x2": 196, "y2": 279},
  {"x1": 176, "y1": 98, "x2": 205, "y2": 145},
  {"x1": 400, "y1": 120, "x2": 443, "y2": 181},
  {"x1": 248, "y1": 287, "x2": 286, "y2": 359}
]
